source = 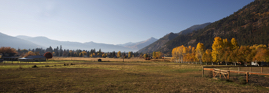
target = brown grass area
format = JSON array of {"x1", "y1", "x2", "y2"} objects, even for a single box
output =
[
  {"x1": 50, "y1": 57, "x2": 171, "y2": 62},
  {"x1": 0, "y1": 62, "x2": 268, "y2": 92}
]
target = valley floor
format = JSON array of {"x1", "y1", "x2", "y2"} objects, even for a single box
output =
[{"x1": 0, "y1": 61, "x2": 268, "y2": 92}]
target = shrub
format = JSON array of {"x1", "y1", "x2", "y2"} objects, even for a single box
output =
[
  {"x1": 32, "y1": 65, "x2": 38, "y2": 68},
  {"x1": 44, "y1": 52, "x2": 53, "y2": 60},
  {"x1": 45, "y1": 65, "x2": 50, "y2": 67}
]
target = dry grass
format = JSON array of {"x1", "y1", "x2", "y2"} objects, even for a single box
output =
[
  {"x1": 50, "y1": 57, "x2": 171, "y2": 62},
  {"x1": 0, "y1": 61, "x2": 268, "y2": 92}
]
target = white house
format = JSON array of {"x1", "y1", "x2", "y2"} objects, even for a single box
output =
[{"x1": 19, "y1": 56, "x2": 46, "y2": 62}]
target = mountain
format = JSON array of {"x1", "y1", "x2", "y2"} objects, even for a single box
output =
[
  {"x1": 178, "y1": 22, "x2": 211, "y2": 35},
  {"x1": 156, "y1": 0, "x2": 269, "y2": 54},
  {"x1": 16, "y1": 36, "x2": 136, "y2": 52},
  {"x1": 138, "y1": 22, "x2": 211, "y2": 53},
  {"x1": 118, "y1": 37, "x2": 158, "y2": 51},
  {"x1": 0, "y1": 32, "x2": 42, "y2": 49}
]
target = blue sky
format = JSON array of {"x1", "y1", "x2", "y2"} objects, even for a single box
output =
[{"x1": 0, "y1": 0, "x2": 254, "y2": 44}]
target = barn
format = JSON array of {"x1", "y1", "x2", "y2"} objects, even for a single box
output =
[{"x1": 19, "y1": 56, "x2": 46, "y2": 62}]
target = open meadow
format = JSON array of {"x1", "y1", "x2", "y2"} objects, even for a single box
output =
[{"x1": 0, "y1": 59, "x2": 269, "y2": 92}]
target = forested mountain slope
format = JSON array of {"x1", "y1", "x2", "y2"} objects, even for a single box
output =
[
  {"x1": 138, "y1": 22, "x2": 211, "y2": 53},
  {"x1": 158, "y1": 0, "x2": 269, "y2": 54}
]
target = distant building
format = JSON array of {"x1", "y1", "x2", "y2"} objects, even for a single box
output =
[
  {"x1": 19, "y1": 55, "x2": 46, "y2": 62},
  {"x1": 1, "y1": 53, "x2": 19, "y2": 61}
]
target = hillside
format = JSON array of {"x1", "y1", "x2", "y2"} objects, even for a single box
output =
[
  {"x1": 138, "y1": 22, "x2": 211, "y2": 53},
  {"x1": 0, "y1": 32, "x2": 42, "y2": 49},
  {"x1": 158, "y1": 0, "x2": 269, "y2": 54}
]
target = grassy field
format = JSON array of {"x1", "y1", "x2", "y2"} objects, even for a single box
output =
[
  {"x1": 50, "y1": 57, "x2": 171, "y2": 62},
  {"x1": 0, "y1": 60, "x2": 269, "y2": 92}
]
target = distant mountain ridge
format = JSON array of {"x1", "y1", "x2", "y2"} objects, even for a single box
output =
[
  {"x1": 118, "y1": 37, "x2": 158, "y2": 51},
  {"x1": 0, "y1": 32, "x2": 42, "y2": 49},
  {"x1": 16, "y1": 35, "x2": 136, "y2": 52},
  {"x1": 138, "y1": 22, "x2": 211, "y2": 53}
]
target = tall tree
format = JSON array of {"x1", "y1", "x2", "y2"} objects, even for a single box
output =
[
  {"x1": 152, "y1": 51, "x2": 156, "y2": 59},
  {"x1": 117, "y1": 51, "x2": 121, "y2": 58},
  {"x1": 196, "y1": 42, "x2": 204, "y2": 64},
  {"x1": 128, "y1": 51, "x2": 132, "y2": 58},
  {"x1": 212, "y1": 37, "x2": 223, "y2": 62}
]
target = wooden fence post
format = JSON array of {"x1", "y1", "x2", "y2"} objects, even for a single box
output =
[
  {"x1": 227, "y1": 71, "x2": 230, "y2": 80},
  {"x1": 219, "y1": 70, "x2": 221, "y2": 79},
  {"x1": 202, "y1": 66, "x2": 204, "y2": 77},
  {"x1": 246, "y1": 72, "x2": 249, "y2": 83},
  {"x1": 250, "y1": 67, "x2": 252, "y2": 72},
  {"x1": 261, "y1": 67, "x2": 263, "y2": 73},
  {"x1": 213, "y1": 69, "x2": 215, "y2": 78},
  {"x1": 238, "y1": 67, "x2": 240, "y2": 75}
]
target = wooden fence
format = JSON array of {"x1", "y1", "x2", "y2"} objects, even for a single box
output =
[{"x1": 202, "y1": 66, "x2": 269, "y2": 83}]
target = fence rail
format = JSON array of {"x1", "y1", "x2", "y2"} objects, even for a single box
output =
[{"x1": 202, "y1": 66, "x2": 269, "y2": 83}]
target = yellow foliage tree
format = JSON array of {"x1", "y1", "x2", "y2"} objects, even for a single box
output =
[
  {"x1": 152, "y1": 51, "x2": 156, "y2": 59},
  {"x1": 212, "y1": 37, "x2": 223, "y2": 62},
  {"x1": 128, "y1": 51, "x2": 132, "y2": 58},
  {"x1": 196, "y1": 42, "x2": 204, "y2": 64},
  {"x1": 117, "y1": 51, "x2": 121, "y2": 58},
  {"x1": 231, "y1": 38, "x2": 239, "y2": 50},
  {"x1": 253, "y1": 48, "x2": 269, "y2": 62},
  {"x1": 172, "y1": 45, "x2": 185, "y2": 63},
  {"x1": 24, "y1": 51, "x2": 36, "y2": 57},
  {"x1": 156, "y1": 51, "x2": 163, "y2": 59},
  {"x1": 202, "y1": 49, "x2": 212, "y2": 64},
  {"x1": 79, "y1": 51, "x2": 87, "y2": 57}
]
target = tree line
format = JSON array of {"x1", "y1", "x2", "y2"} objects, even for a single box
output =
[
  {"x1": 172, "y1": 37, "x2": 269, "y2": 65},
  {"x1": 0, "y1": 46, "x2": 142, "y2": 58}
]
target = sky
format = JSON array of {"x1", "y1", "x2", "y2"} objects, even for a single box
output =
[{"x1": 0, "y1": 0, "x2": 254, "y2": 45}]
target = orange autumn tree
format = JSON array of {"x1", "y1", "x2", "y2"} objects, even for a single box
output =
[
  {"x1": 253, "y1": 48, "x2": 269, "y2": 62},
  {"x1": 0, "y1": 47, "x2": 17, "y2": 54}
]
